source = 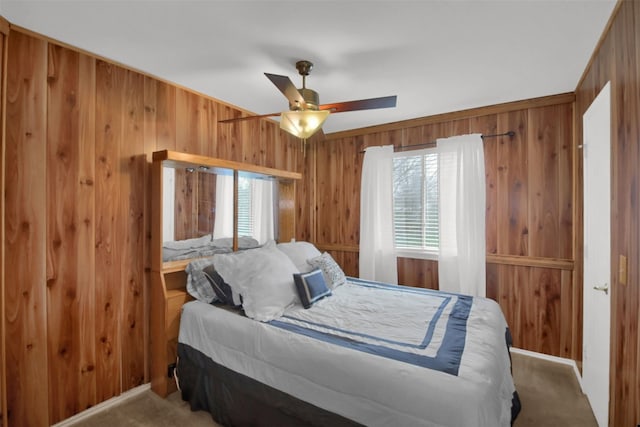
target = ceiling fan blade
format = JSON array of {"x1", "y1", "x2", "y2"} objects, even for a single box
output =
[
  {"x1": 218, "y1": 111, "x2": 281, "y2": 124},
  {"x1": 319, "y1": 95, "x2": 397, "y2": 113},
  {"x1": 264, "y1": 73, "x2": 306, "y2": 108}
]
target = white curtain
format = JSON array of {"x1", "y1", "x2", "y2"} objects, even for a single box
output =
[
  {"x1": 359, "y1": 145, "x2": 398, "y2": 284},
  {"x1": 251, "y1": 179, "x2": 275, "y2": 244},
  {"x1": 162, "y1": 166, "x2": 176, "y2": 242},
  {"x1": 213, "y1": 174, "x2": 234, "y2": 239},
  {"x1": 437, "y1": 133, "x2": 486, "y2": 297}
]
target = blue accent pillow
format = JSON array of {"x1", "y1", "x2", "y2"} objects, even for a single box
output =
[
  {"x1": 293, "y1": 268, "x2": 332, "y2": 309},
  {"x1": 203, "y1": 264, "x2": 238, "y2": 306}
]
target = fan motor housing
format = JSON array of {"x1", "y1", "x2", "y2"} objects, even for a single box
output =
[{"x1": 291, "y1": 88, "x2": 320, "y2": 111}]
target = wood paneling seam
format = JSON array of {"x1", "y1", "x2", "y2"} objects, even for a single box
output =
[{"x1": 0, "y1": 26, "x2": 7, "y2": 427}]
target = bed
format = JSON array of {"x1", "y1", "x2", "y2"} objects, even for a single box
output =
[{"x1": 173, "y1": 241, "x2": 521, "y2": 427}]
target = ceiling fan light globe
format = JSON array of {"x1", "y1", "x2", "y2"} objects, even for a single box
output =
[{"x1": 280, "y1": 110, "x2": 330, "y2": 139}]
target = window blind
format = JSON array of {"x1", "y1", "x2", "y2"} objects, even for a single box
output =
[
  {"x1": 392, "y1": 150, "x2": 439, "y2": 251},
  {"x1": 237, "y1": 176, "x2": 253, "y2": 237}
]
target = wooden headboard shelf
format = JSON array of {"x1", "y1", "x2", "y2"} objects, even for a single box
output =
[{"x1": 150, "y1": 150, "x2": 301, "y2": 397}]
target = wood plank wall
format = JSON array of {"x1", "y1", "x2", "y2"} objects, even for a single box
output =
[
  {"x1": 3, "y1": 4, "x2": 634, "y2": 424},
  {"x1": 1, "y1": 28, "x2": 304, "y2": 426},
  {"x1": 575, "y1": 1, "x2": 639, "y2": 425},
  {"x1": 5, "y1": 31, "x2": 49, "y2": 427},
  {"x1": 312, "y1": 93, "x2": 579, "y2": 360},
  {"x1": 171, "y1": 171, "x2": 221, "y2": 241},
  {"x1": 0, "y1": 17, "x2": 7, "y2": 427}
]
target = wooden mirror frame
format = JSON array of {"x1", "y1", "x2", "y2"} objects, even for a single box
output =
[{"x1": 150, "y1": 150, "x2": 301, "y2": 397}]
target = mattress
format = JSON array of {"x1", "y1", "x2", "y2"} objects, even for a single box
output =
[{"x1": 178, "y1": 278, "x2": 516, "y2": 427}]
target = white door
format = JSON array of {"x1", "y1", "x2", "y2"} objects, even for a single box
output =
[{"x1": 582, "y1": 81, "x2": 611, "y2": 427}]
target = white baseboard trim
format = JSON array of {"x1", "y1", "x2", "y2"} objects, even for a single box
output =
[
  {"x1": 510, "y1": 347, "x2": 583, "y2": 391},
  {"x1": 52, "y1": 383, "x2": 151, "y2": 427}
]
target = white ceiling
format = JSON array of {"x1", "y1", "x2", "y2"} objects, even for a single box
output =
[{"x1": 1, "y1": 0, "x2": 617, "y2": 134}]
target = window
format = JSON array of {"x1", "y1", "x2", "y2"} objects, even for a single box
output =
[
  {"x1": 392, "y1": 148, "x2": 439, "y2": 259},
  {"x1": 236, "y1": 176, "x2": 276, "y2": 243},
  {"x1": 237, "y1": 176, "x2": 253, "y2": 238}
]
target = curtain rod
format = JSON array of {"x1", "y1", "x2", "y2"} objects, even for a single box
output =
[{"x1": 359, "y1": 131, "x2": 516, "y2": 153}]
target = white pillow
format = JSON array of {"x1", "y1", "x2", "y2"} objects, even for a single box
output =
[
  {"x1": 276, "y1": 241, "x2": 322, "y2": 273},
  {"x1": 213, "y1": 241, "x2": 300, "y2": 321}
]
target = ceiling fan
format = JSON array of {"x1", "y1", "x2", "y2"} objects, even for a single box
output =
[{"x1": 219, "y1": 60, "x2": 397, "y2": 139}]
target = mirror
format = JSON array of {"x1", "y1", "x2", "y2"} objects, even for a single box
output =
[
  {"x1": 151, "y1": 150, "x2": 301, "y2": 268},
  {"x1": 162, "y1": 165, "x2": 228, "y2": 243},
  {"x1": 161, "y1": 165, "x2": 278, "y2": 262}
]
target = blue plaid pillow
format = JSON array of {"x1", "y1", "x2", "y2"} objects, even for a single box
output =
[
  {"x1": 293, "y1": 268, "x2": 332, "y2": 309},
  {"x1": 185, "y1": 258, "x2": 217, "y2": 303}
]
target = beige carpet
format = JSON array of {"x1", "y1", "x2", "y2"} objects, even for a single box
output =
[
  {"x1": 69, "y1": 352, "x2": 597, "y2": 427},
  {"x1": 65, "y1": 391, "x2": 215, "y2": 427},
  {"x1": 511, "y1": 352, "x2": 598, "y2": 426}
]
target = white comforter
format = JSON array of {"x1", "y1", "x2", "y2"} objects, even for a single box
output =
[{"x1": 179, "y1": 279, "x2": 516, "y2": 427}]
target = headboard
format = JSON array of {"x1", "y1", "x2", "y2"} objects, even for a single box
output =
[{"x1": 150, "y1": 150, "x2": 302, "y2": 397}]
